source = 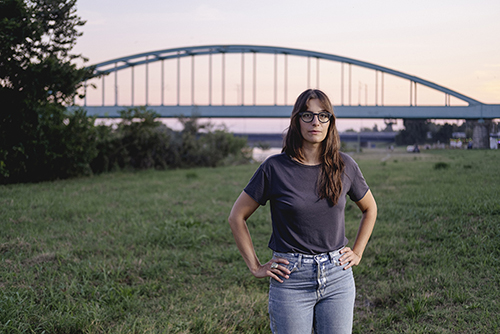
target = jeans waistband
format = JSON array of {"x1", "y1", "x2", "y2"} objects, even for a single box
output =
[{"x1": 273, "y1": 247, "x2": 345, "y2": 266}]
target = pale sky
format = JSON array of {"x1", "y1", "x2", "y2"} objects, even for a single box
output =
[{"x1": 73, "y1": 0, "x2": 500, "y2": 132}]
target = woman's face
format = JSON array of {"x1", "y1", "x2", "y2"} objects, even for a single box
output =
[{"x1": 299, "y1": 98, "x2": 330, "y2": 145}]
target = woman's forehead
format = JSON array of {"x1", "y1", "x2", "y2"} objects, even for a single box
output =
[{"x1": 306, "y1": 98, "x2": 327, "y2": 111}]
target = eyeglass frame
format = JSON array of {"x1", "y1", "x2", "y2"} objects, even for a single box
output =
[{"x1": 298, "y1": 111, "x2": 332, "y2": 123}]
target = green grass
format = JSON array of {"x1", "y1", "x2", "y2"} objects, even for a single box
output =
[{"x1": 1, "y1": 149, "x2": 499, "y2": 333}]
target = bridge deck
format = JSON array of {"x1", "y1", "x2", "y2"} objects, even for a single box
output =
[{"x1": 75, "y1": 105, "x2": 500, "y2": 119}]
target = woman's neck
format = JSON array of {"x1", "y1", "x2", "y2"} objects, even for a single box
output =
[{"x1": 299, "y1": 142, "x2": 322, "y2": 165}]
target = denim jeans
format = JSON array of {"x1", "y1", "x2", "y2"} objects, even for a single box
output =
[{"x1": 268, "y1": 249, "x2": 355, "y2": 334}]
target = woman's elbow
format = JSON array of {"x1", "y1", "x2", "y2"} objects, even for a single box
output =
[
  {"x1": 227, "y1": 213, "x2": 238, "y2": 227},
  {"x1": 228, "y1": 209, "x2": 246, "y2": 229}
]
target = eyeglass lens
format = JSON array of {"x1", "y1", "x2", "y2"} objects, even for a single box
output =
[{"x1": 301, "y1": 112, "x2": 330, "y2": 123}]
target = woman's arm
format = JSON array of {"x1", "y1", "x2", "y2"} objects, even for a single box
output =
[
  {"x1": 339, "y1": 189, "x2": 377, "y2": 270},
  {"x1": 228, "y1": 191, "x2": 290, "y2": 282}
]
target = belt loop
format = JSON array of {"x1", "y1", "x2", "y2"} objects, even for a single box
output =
[
  {"x1": 297, "y1": 253, "x2": 302, "y2": 268},
  {"x1": 328, "y1": 251, "x2": 334, "y2": 263}
]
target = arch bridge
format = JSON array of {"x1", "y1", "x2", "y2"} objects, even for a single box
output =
[{"x1": 76, "y1": 44, "x2": 499, "y2": 121}]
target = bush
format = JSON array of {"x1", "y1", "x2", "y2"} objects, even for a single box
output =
[
  {"x1": 90, "y1": 107, "x2": 251, "y2": 174},
  {"x1": 434, "y1": 162, "x2": 450, "y2": 170},
  {"x1": 114, "y1": 107, "x2": 172, "y2": 170},
  {"x1": 166, "y1": 117, "x2": 250, "y2": 168},
  {"x1": 0, "y1": 105, "x2": 98, "y2": 184}
]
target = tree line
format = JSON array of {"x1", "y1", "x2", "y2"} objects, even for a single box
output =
[{"x1": 394, "y1": 119, "x2": 499, "y2": 146}]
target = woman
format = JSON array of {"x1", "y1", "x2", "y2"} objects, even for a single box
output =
[{"x1": 228, "y1": 89, "x2": 377, "y2": 334}]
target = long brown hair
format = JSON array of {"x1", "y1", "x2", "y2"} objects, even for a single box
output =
[{"x1": 282, "y1": 89, "x2": 345, "y2": 205}]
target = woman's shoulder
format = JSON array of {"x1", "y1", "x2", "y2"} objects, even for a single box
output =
[
  {"x1": 256, "y1": 152, "x2": 296, "y2": 173},
  {"x1": 339, "y1": 151, "x2": 358, "y2": 166},
  {"x1": 259, "y1": 152, "x2": 290, "y2": 167}
]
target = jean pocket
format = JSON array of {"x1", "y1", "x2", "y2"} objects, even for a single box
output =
[{"x1": 273, "y1": 255, "x2": 299, "y2": 274}]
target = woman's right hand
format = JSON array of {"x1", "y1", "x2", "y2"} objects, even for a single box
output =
[
  {"x1": 229, "y1": 192, "x2": 292, "y2": 283},
  {"x1": 252, "y1": 259, "x2": 291, "y2": 283}
]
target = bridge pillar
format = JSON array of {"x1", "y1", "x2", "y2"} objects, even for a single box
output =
[{"x1": 472, "y1": 121, "x2": 489, "y2": 149}]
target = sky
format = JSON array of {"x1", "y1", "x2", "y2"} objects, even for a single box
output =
[{"x1": 72, "y1": 0, "x2": 500, "y2": 132}]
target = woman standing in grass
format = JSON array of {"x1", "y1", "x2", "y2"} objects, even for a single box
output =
[{"x1": 228, "y1": 89, "x2": 377, "y2": 334}]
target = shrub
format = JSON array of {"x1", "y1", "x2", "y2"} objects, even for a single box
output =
[
  {"x1": 0, "y1": 105, "x2": 98, "y2": 184},
  {"x1": 434, "y1": 162, "x2": 450, "y2": 170},
  {"x1": 90, "y1": 107, "x2": 251, "y2": 173}
]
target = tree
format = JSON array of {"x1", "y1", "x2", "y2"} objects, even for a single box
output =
[
  {"x1": 0, "y1": 0, "x2": 96, "y2": 183},
  {"x1": 395, "y1": 119, "x2": 429, "y2": 146},
  {"x1": 433, "y1": 123, "x2": 454, "y2": 144}
]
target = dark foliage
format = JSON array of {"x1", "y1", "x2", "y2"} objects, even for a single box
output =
[
  {"x1": 0, "y1": 0, "x2": 96, "y2": 184},
  {"x1": 433, "y1": 123, "x2": 454, "y2": 144},
  {"x1": 395, "y1": 119, "x2": 429, "y2": 146},
  {"x1": 90, "y1": 107, "x2": 250, "y2": 174},
  {"x1": 395, "y1": 119, "x2": 476, "y2": 146}
]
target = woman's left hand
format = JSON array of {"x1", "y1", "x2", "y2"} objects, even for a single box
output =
[{"x1": 339, "y1": 247, "x2": 361, "y2": 270}]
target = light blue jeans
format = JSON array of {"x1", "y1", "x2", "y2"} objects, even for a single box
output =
[{"x1": 269, "y1": 249, "x2": 356, "y2": 334}]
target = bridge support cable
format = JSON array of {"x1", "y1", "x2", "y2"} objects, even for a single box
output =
[
  {"x1": 316, "y1": 57, "x2": 320, "y2": 89},
  {"x1": 381, "y1": 72, "x2": 384, "y2": 106},
  {"x1": 349, "y1": 64, "x2": 352, "y2": 106},
  {"x1": 414, "y1": 81, "x2": 417, "y2": 107},
  {"x1": 145, "y1": 55, "x2": 149, "y2": 106},
  {"x1": 274, "y1": 53, "x2": 277, "y2": 106},
  {"x1": 341, "y1": 63, "x2": 344, "y2": 106},
  {"x1": 131, "y1": 66, "x2": 134, "y2": 106},
  {"x1": 191, "y1": 55, "x2": 195, "y2": 106},
  {"x1": 222, "y1": 52, "x2": 225, "y2": 106},
  {"x1": 102, "y1": 76, "x2": 105, "y2": 106},
  {"x1": 209, "y1": 52, "x2": 212, "y2": 106},
  {"x1": 410, "y1": 80, "x2": 412, "y2": 107},
  {"x1": 307, "y1": 57, "x2": 310, "y2": 88},
  {"x1": 161, "y1": 59, "x2": 165, "y2": 106},
  {"x1": 241, "y1": 53, "x2": 244, "y2": 105},
  {"x1": 253, "y1": 52, "x2": 256, "y2": 106},
  {"x1": 176, "y1": 53, "x2": 180, "y2": 106},
  {"x1": 284, "y1": 54, "x2": 288, "y2": 105},
  {"x1": 114, "y1": 63, "x2": 118, "y2": 106},
  {"x1": 409, "y1": 81, "x2": 418, "y2": 107}
]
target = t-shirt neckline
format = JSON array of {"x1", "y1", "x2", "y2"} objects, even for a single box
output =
[{"x1": 287, "y1": 154, "x2": 321, "y2": 168}]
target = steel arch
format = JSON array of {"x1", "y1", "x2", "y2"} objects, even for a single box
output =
[{"x1": 90, "y1": 44, "x2": 482, "y2": 106}]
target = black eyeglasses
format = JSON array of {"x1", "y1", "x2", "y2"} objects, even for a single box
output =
[{"x1": 298, "y1": 112, "x2": 332, "y2": 123}]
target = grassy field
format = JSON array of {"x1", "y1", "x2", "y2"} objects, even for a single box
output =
[{"x1": 1, "y1": 148, "x2": 499, "y2": 333}]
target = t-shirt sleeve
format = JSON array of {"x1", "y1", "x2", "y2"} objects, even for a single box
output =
[
  {"x1": 346, "y1": 159, "x2": 370, "y2": 202},
  {"x1": 244, "y1": 164, "x2": 270, "y2": 206}
]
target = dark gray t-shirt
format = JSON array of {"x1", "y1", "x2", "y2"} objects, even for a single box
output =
[{"x1": 244, "y1": 152, "x2": 369, "y2": 255}]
